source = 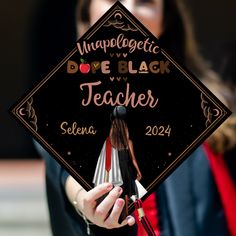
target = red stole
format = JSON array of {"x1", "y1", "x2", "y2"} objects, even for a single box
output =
[{"x1": 203, "y1": 142, "x2": 236, "y2": 236}]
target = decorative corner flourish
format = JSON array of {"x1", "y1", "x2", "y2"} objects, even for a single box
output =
[
  {"x1": 104, "y1": 11, "x2": 138, "y2": 32},
  {"x1": 18, "y1": 97, "x2": 38, "y2": 132},
  {"x1": 200, "y1": 93, "x2": 221, "y2": 127}
]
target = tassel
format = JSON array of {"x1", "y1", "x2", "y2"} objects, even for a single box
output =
[{"x1": 134, "y1": 198, "x2": 156, "y2": 236}]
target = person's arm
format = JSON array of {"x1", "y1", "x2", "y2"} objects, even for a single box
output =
[
  {"x1": 65, "y1": 175, "x2": 135, "y2": 229},
  {"x1": 128, "y1": 140, "x2": 142, "y2": 181}
]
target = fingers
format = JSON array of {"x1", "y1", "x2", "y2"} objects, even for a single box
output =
[
  {"x1": 104, "y1": 198, "x2": 125, "y2": 227},
  {"x1": 101, "y1": 195, "x2": 135, "y2": 229},
  {"x1": 93, "y1": 186, "x2": 124, "y2": 227},
  {"x1": 106, "y1": 208, "x2": 135, "y2": 229},
  {"x1": 109, "y1": 198, "x2": 125, "y2": 221},
  {"x1": 86, "y1": 183, "x2": 113, "y2": 204},
  {"x1": 81, "y1": 183, "x2": 113, "y2": 219},
  {"x1": 95, "y1": 186, "x2": 123, "y2": 220},
  {"x1": 79, "y1": 183, "x2": 136, "y2": 229}
]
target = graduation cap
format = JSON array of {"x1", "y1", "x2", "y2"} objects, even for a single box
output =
[{"x1": 10, "y1": 2, "x2": 231, "y2": 234}]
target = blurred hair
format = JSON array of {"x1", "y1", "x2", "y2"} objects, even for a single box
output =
[
  {"x1": 76, "y1": 0, "x2": 236, "y2": 154},
  {"x1": 76, "y1": 0, "x2": 207, "y2": 76},
  {"x1": 203, "y1": 78, "x2": 236, "y2": 154}
]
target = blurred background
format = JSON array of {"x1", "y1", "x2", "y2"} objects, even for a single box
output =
[{"x1": 0, "y1": 0, "x2": 235, "y2": 235}]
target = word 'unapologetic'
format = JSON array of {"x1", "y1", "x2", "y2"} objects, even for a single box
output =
[{"x1": 77, "y1": 33, "x2": 159, "y2": 55}]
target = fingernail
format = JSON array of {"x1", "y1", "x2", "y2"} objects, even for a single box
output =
[
  {"x1": 115, "y1": 186, "x2": 122, "y2": 193},
  {"x1": 126, "y1": 216, "x2": 135, "y2": 226},
  {"x1": 117, "y1": 198, "x2": 124, "y2": 207},
  {"x1": 105, "y1": 183, "x2": 113, "y2": 190}
]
